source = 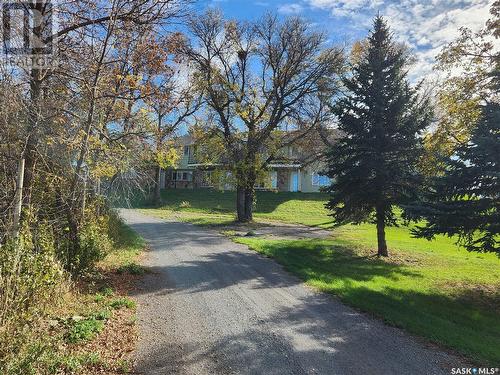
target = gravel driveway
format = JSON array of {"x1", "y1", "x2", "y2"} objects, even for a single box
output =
[{"x1": 120, "y1": 209, "x2": 461, "y2": 375}]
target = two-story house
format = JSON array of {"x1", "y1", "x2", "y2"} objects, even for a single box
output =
[{"x1": 161, "y1": 133, "x2": 335, "y2": 193}]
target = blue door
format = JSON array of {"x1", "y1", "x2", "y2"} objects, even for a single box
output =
[{"x1": 291, "y1": 171, "x2": 299, "y2": 192}]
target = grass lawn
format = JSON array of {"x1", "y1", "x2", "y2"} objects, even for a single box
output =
[
  {"x1": 139, "y1": 188, "x2": 500, "y2": 364},
  {"x1": 100, "y1": 219, "x2": 146, "y2": 272},
  {"x1": 140, "y1": 188, "x2": 332, "y2": 226}
]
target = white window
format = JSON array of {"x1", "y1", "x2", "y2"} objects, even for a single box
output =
[{"x1": 312, "y1": 172, "x2": 330, "y2": 187}]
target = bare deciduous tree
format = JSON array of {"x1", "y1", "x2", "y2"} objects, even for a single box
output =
[{"x1": 185, "y1": 10, "x2": 344, "y2": 222}]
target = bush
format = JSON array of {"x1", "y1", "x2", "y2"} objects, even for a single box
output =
[
  {"x1": 0, "y1": 224, "x2": 65, "y2": 374},
  {"x1": 69, "y1": 217, "x2": 113, "y2": 275},
  {"x1": 106, "y1": 209, "x2": 125, "y2": 244},
  {"x1": 54, "y1": 204, "x2": 122, "y2": 275},
  {"x1": 0, "y1": 207, "x2": 132, "y2": 373}
]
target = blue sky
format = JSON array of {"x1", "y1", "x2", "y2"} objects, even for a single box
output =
[{"x1": 196, "y1": 0, "x2": 495, "y2": 80}]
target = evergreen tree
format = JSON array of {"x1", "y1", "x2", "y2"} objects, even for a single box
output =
[
  {"x1": 324, "y1": 16, "x2": 432, "y2": 256},
  {"x1": 409, "y1": 103, "x2": 500, "y2": 255}
]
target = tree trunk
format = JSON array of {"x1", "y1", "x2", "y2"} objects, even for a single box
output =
[
  {"x1": 24, "y1": 75, "x2": 41, "y2": 211},
  {"x1": 23, "y1": 1, "x2": 44, "y2": 212},
  {"x1": 236, "y1": 185, "x2": 246, "y2": 222},
  {"x1": 235, "y1": 157, "x2": 257, "y2": 222},
  {"x1": 66, "y1": 209, "x2": 80, "y2": 273},
  {"x1": 154, "y1": 166, "x2": 162, "y2": 205},
  {"x1": 81, "y1": 173, "x2": 87, "y2": 218},
  {"x1": 239, "y1": 150, "x2": 257, "y2": 222},
  {"x1": 12, "y1": 157, "x2": 25, "y2": 237},
  {"x1": 376, "y1": 206, "x2": 388, "y2": 256},
  {"x1": 243, "y1": 187, "x2": 254, "y2": 222}
]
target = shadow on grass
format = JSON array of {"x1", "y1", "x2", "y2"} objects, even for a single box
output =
[
  {"x1": 338, "y1": 287, "x2": 500, "y2": 364},
  {"x1": 154, "y1": 188, "x2": 329, "y2": 214},
  {"x1": 307, "y1": 220, "x2": 336, "y2": 228},
  {"x1": 246, "y1": 239, "x2": 422, "y2": 283}
]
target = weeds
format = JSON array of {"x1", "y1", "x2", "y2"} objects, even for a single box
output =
[
  {"x1": 65, "y1": 317, "x2": 105, "y2": 344},
  {"x1": 117, "y1": 262, "x2": 146, "y2": 275},
  {"x1": 94, "y1": 286, "x2": 114, "y2": 302},
  {"x1": 116, "y1": 358, "x2": 131, "y2": 373},
  {"x1": 100, "y1": 286, "x2": 114, "y2": 296},
  {"x1": 1, "y1": 212, "x2": 143, "y2": 374},
  {"x1": 90, "y1": 309, "x2": 112, "y2": 321},
  {"x1": 109, "y1": 298, "x2": 136, "y2": 310}
]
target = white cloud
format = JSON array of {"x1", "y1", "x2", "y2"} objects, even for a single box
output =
[
  {"x1": 309, "y1": 0, "x2": 384, "y2": 17},
  {"x1": 306, "y1": 0, "x2": 495, "y2": 80},
  {"x1": 278, "y1": 3, "x2": 305, "y2": 14}
]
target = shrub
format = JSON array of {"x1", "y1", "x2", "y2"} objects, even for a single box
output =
[
  {"x1": 57, "y1": 204, "x2": 120, "y2": 275},
  {"x1": 0, "y1": 224, "x2": 65, "y2": 374},
  {"x1": 106, "y1": 209, "x2": 125, "y2": 245},
  {"x1": 70, "y1": 217, "x2": 113, "y2": 275}
]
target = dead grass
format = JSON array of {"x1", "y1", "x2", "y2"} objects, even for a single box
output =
[
  {"x1": 37, "y1": 223, "x2": 146, "y2": 375},
  {"x1": 437, "y1": 280, "x2": 500, "y2": 311}
]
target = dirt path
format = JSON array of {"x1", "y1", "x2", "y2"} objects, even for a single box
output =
[
  {"x1": 218, "y1": 220, "x2": 333, "y2": 240},
  {"x1": 121, "y1": 209, "x2": 462, "y2": 375}
]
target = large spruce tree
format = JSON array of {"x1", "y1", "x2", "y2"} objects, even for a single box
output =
[
  {"x1": 324, "y1": 16, "x2": 432, "y2": 256},
  {"x1": 409, "y1": 102, "x2": 500, "y2": 255},
  {"x1": 408, "y1": 1, "x2": 500, "y2": 255}
]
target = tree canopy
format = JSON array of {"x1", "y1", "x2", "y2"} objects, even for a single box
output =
[
  {"x1": 410, "y1": 103, "x2": 499, "y2": 255},
  {"x1": 185, "y1": 10, "x2": 344, "y2": 221}
]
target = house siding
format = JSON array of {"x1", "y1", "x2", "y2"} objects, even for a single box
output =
[
  {"x1": 162, "y1": 135, "x2": 333, "y2": 193},
  {"x1": 162, "y1": 167, "x2": 329, "y2": 193}
]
